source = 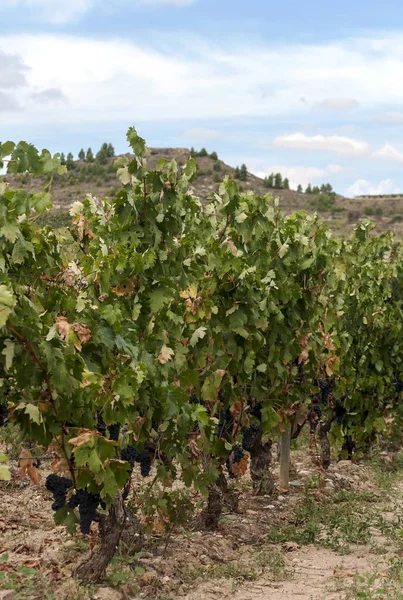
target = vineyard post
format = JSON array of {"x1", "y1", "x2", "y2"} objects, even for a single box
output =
[{"x1": 278, "y1": 426, "x2": 291, "y2": 490}]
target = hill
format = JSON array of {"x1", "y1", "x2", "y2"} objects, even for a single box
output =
[{"x1": 3, "y1": 147, "x2": 403, "y2": 237}]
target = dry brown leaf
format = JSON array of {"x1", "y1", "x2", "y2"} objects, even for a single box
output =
[
  {"x1": 19, "y1": 449, "x2": 41, "y2": 486},
  {"x1": 113, "y1": 278, "x2": 136, "y2": 296},
  {"x1": 71, "y1": 322, "x2": 91, "y2": 344},
  {"x1": 232, "y1": 454, "x2": 249, "y2": 478},
  {"x1": 69, "y1": 428, "x2": 98, "y2": 447},
  {"x1": 55, "y1": 316, "x2": 71, "y2": 339}
]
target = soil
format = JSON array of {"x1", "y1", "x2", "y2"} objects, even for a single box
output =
[{"x1": 1, "y1": 445, "x2": 402, "y2": 600}]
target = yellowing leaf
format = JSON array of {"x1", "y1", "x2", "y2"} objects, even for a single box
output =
[
  {"x1": 0, "y1": 465, "x2": 11, "y2": 481},
  {"x1": 158, "y1": 345, "x2": 175, "y2": 365},
  {"x1": 189, "y1": 327, "x2": 207, "y2": 347}
]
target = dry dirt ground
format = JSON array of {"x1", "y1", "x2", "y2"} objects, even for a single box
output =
[{"x1": 1, "y1": 440, "x2": 403, "y2": 600}]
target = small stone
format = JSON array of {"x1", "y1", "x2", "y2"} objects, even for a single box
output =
[
  {"x1": 0, "y1": 592, "x2": 16, "y2": 600},
  {"x1": 94, "y1": 587, "x2": 122, "y2": 600},
  {"x1": 277, "y1": 495, "x2": 285, "y2": 501},
  {"x1": 263, "y1": 504, "x2": 276, "y2": 509}
]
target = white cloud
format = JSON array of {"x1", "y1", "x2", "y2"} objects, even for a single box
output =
[
  {"x1": 315, "y1": 98, "x2": 360, "y2": 111},
  {"x1": 347, "y1": 178, "x2": 399, "y2": 197},
  {"x1": 273, "y1": 133, "x2": 369, "y2": 157},
  {"x1": 183, "y1": 128, "x2": 221, "y2": 141},
  {"x1": 3, "y1": 31, "x2": 403, "y2": 129},
  {"x1": 374, "y1": 112, "x2": 403, "y2": 123},
  {"x1": 372, "y1": 143, "x2": 403, "y2": 165},
  {"x1": 254, "y1": 164, "x2": 343, "y2": 190},
  {"x1": 1, "y1": 0, "x2": 95, "y2": 24}
]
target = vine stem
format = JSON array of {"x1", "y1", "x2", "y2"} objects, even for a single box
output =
[{"x1": 6, "y1": 324, "x2": 77, "y2": 487}]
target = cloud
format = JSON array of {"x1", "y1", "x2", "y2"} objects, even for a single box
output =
[
  {"x1": 183, "y1": 128, "x2": 221, "y2": 141},
  {"x1": 0, "y1": 91, "x2": 20, "y2": 111},
  {"x1": 374, "y1": 111, "x2": 403, "y2": 123},
  {"x1": 254, "y1": 164, "x2": 344, "y2": 190},
  {"x1": 347, "y1": 178, "x2": 399, "y2": 197},
  {"x1": 315, "y1": 98, "x2": 360, "y2": 111},
  {"x1": 0, "y1": 48, "x2": 28, "y2": 89},
  {"x1": 3, "y1": 31, "x2": 403, "y2": 129},
  {"x1": 372, "y1": 143, "x2": 403, "y2": 165},
  {"x1": 30, "y1": 88, "x2": 67, "y2": 104},
  {"x1": 273, "y1": 133, "x2": 369, "y2": 157},
  {"x1": 0, "y1": 0, "x2": 95, "y2": 24}
]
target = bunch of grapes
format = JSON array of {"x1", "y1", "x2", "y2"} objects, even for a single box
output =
[
  {"x1": 241, "y1": 424, "x2": 260, "y2": 452},
  {"x1": 45, "y1": 474, "x2": 73, "y2": 511},
  {"x1": 95, "y1": 413, "x2": 106, "y2": 436},
  {"x1": 68, "y1": 489, "x2": 101, "y2": 535},
  {"x1": 216, "y1": 407, "x2": 234, "y2": 438},
  {"x1": 108, "y1": 423, "x2": 121, "y2": 442},
  {"x1": 0, "y1": 402, "x2": 8, "y2": 428},
  {"x1": 121, "y1": 444, "x2": 141, "y2": 470},
  {"x1": 333, "y1": 400, "x2": 347, "y2": 426},
  {"x1": 226, "y1": 445, "x2": 245, "y2": 479},
  {"x1": 393, "y1": 376, "x2": 403, "y2": 394},
  {"x1": 318, "y1": 379, "x2": 333, "y2": 405},
  {"x1": 120, "y1": 442, "x2": 154, "y2": 477}
]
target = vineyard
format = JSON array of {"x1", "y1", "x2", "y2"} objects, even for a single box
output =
[{"x1": 1, "y1": 128, "x2": 403, "y2": 600}]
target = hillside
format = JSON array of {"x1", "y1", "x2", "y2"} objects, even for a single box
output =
[{"x1": 4, "y1": 147, "x2": 403, "y2": 237}]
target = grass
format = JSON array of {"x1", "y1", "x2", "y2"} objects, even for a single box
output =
[
  {"x1": 343, "y1": 559, "x2": 403, "y2": 599},
  {"x1": 266, "y1": 487, "x2": 401, "y2": 555}
]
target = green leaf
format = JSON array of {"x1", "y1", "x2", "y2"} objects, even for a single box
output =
[
  {"x1": 126, "y1": 127, "x2": 146, "y2": 157},
  {"x1": 0, "y1": 452, "x2": 8, "y2": 463},
  {"x1": 88, "y1": 449, "x2": 103, "y2": 474},
  {"x1": 24, "y1": 404, "x2": 42, "y2": 425},
  {"x1": 2, "y1": 340, "x2": 15, "y2": 371},
  {"x1": 149, "y1": 287, "x2": 173, "y2": 312},
  {"x1": 0, "y1": 465, "x2": 11, "y2": 481},
  {"x1": 0, "y1": 220, "x2": 19, "y2": 242}
]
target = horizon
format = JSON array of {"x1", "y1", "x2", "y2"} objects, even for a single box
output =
[{"x1": 2, "y1": 0, "x2": 403, "y2": 196}]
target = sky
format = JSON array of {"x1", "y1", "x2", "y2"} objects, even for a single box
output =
[{"x1": 1, "y1": 0, "x2": 403, "y2": 196}]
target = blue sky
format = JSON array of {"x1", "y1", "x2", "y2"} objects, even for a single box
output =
[{"x1": 1, "y1": 0, "x2": 403, "y2": 196}]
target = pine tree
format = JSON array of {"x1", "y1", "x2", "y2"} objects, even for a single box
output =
[
  {"x1": 234, "y1": 166, "x2": 241, "y2": 179},
  {"x1": 86, "y1": 148, "x2": 94, "y2": 163},
  {"x1": 283, "y1": 178, "x2": 290, "y2": 190},
  {"x1": 274, "y1": 172, "x2": 282, "y2": 189},
  {"x1": 96, "y1": 143, "x2": 108, "y2": 164},
  {"x1": 267, "y1": 174, "x2": 274, "y2": 188},
  {"x1": 312, "y1": 185, "x2": 320, "y2": 194},
  {"x1": 239, "y1": 164, "x2": 248, "y2": 181},
  {"x1": 107, "y1": 143, "x2": 115, "y2": 158},
  {"x1": 66, "y1": 152, "x2": 75, "y2": 171},
  {"x1": 297, "y1": 184, "x2": 303, "y2": 193},
  {"x1": 199, "y1": 148, "x2": 208, "y2": 157},
  {"x1": 60, "y1": 152, "x2": 66, "y2": 166},
  {"x1": 78, "y1": 149, "x2": 85, "y2": 160},
  {"x1": 306, "y1": 183, "x2": 313, "y2": 194},
  {"x1": 210, "y1": 151, "x2": 218, "y2": 160}
]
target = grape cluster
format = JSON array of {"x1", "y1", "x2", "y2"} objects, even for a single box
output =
[
  {"x1": 241, "y1": 424, "x2": 260, "y2": 452},
  {"x1": 68, "y1": 489, "x2": 101, "y2": 535},
  {"x1": 333, "y1": 401, "x2": 347, "y2": 425},
  {"x1": 95, "y1": 413, "x2": 106, "y2": 436},
  {"x1": 121, "y1": 444, "x2": 141, "y2": 469},
  {"x1": 0, "y1": 403, "x2": 8, "y2": 428},
  {"x1": 393, "y1": 376, "x2": 403, "y2": 394},
  {"x1": 216, "y1": 407, "x2": 234, "y2": 438},
  {"x1": 45, "y1": 474, "x2": 73, "y2": 511},
  {"x1": 226, "y1": 445, "x2": 245, "y2": 479},
  {"x1": 108, "y1": 423, "x2": 121, "y2": 442},
  {"x1": 120, "y1": 442, "x2": 153, "y2": 477},
  {"x1": 318, "y1": 379, "x2": 333, "y2": 405},
  {"x1": 249, "y1": 402, "x2": 262, "y2": 421}
]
